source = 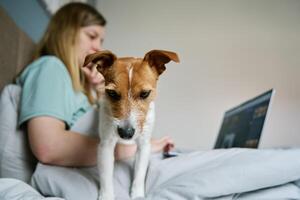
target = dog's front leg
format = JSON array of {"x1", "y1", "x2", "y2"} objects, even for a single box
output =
[
  {"x1": 131, "y1": 136, "x2": 151, "y2": 198},
  {"x1": 98, "y1": 139, "x2": 117, "y2": 200}
]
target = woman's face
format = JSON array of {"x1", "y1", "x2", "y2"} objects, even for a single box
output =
[{"x1": 77, "y1": 25, "x2": 105, "y2": 66}]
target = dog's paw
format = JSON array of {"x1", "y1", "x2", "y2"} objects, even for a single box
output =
[
  {"x1": 98, "y1": 192, "x2": 114, "y2": 200},
  {"x1": 130, "y1": 186, "x2": 145, "y2": 199}
]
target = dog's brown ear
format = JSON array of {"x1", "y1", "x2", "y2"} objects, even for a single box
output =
[
  {"x1": 84, "y1": 50, "x2": 117, "y2": 74},
  {"x1": 144, "y1": 50, "x2": 180, "y2": 75}
]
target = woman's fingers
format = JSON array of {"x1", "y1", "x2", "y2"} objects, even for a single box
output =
[
  {"x1": 91, "y1": 64, "x2": 99, "y2": 77},
  {"x1": 163, "y1": 137, "x2": 175, "y2": 152},
  {"x1": 151, "y1": 136, "x2": 175, "y2": 153},
  {"x1": 81, "y1": 63, "x2": 105, "y2": 86}
]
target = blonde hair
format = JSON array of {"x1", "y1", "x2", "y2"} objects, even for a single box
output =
[{"x1": 34, "y1": 2, "x2": 106, "y2": 103}]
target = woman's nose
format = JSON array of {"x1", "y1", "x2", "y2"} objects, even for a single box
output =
[
  {"x1": 93, "y1": 39, "x2": 102, "y2": 51},
  {"x1": 91, "y1": 45, "x2": 101, "y2": 53},
  {"x1": 89, "y1": 39, "x2": 102, "y2": 54}
]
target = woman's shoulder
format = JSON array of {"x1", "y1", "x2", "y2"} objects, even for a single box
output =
[
  {"x1": 36, "y1": 55, "x2": 63, "y2": 63},
  {"x1": 28, "y1": 56, "x2": 67, "y2": 72},
  {"x1": 17, "y1": 56, "x2": 69, "y2": 84}
]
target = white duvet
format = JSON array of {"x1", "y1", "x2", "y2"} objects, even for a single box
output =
[{"x1": 1, "y1": 148, "x2": 300, "y2": 200}]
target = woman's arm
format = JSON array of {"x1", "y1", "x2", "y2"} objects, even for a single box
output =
[
  {"x1": 27, "y1": 116, "x2": 174, "y2": 167},
  {"x1": 27, "y1": 116, "x2": 99, "y2": 167}
]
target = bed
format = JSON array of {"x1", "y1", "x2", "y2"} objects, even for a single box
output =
[{"x1": 1, "y1": 6, "x2": 300, "y2": 200}]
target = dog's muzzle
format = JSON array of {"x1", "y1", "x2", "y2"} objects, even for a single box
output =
[{"x1": 117, "y1": 124, "x2": 135, "y2": 139}]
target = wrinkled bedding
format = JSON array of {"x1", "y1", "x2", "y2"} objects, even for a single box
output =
[
  {"x1": 1, "y1": 148, "x2": 300, "y2": 200},
  {"x1": 0, "y1": 178, "x2": 63, "y2": 200},
  {"x1": 145, "y1": 148, "x2": 300, "y2": 200}
]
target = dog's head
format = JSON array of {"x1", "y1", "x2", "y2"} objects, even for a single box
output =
[{"x1": 84, "y1": 50, "x2": 179, "y2": 141}]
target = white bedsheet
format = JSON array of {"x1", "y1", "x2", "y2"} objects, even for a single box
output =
[
  {"x1": 145, "y1": 148, "x2": 300, "y2": 200},
  {"x1": 1, "y1": 148, "x2": 300, "y2": 200},
  {"x1": 0, "y1": 178, "x2": 64, "y2": 200}
]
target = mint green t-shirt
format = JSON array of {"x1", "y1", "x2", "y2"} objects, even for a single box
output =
[{"x1": 17, "y1": 56, "x2": 91, "y2": 129}]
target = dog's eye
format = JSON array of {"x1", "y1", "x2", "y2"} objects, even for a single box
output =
[
  {"x1": 140, "y1": 90, "x2": 151, "y2": 99},
  {"x1": 105, "y1": 89, "x2": 121, "y2": 101}
]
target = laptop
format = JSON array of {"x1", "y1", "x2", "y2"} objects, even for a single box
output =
[{"x1": 214, "y1": 89, "x2": 275, "y2": 149}]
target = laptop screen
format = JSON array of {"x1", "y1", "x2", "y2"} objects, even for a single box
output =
[{"x1": 214, "y1": 89, "x2": 274, "y2": 149}]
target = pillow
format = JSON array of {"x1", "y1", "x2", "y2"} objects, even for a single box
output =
[
  {"x1": 0, "y1": 84, "x2": 37, "y2": 183},
  {"x1": 31, "y1": 156, "x2": 136, "y2": 200},
  {"x1": 0, "y1": 178, "x2": 64, "y2": 200},
  {"x1": 70, "y1": 105, "x2": 99, "y2": 137},
  {"x1": 31, "y1": 164, "x2": 100, "y2": 200}
]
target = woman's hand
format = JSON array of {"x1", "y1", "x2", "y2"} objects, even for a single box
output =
[
  {"x1": 151, "y1": 136, "x2": 175, "y2": 153},
  {"x1": 81, "y1": 63, "x2": 105, "y2": 96}
]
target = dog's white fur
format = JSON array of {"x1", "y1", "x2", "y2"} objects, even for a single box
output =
[{"x1": 97, "y1": 98, "x2": 155, "y2": 199}]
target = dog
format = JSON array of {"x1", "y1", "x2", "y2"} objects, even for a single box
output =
[{"x1": 84, "y1": 50, "x2": 179, "y2": 200}]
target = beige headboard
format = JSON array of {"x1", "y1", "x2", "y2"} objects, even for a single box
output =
[{"x1": 0, "y1": 6, "x2": 36, "y2": 91}]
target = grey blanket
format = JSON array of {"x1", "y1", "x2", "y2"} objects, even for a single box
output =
[
  {"x1": 2, "y1": 148, "x2": 299, "y2": 200},
  {"x1": 144, "y1": 148, "x2": 300, "y2": 200}
]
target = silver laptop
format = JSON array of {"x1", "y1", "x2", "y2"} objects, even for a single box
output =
[{"x1": 214, "y1": 89, "x2": 275, "y2": 149}]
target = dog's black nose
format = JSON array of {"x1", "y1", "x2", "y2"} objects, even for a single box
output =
[{"x1": 117, "y1": 126, "x2": 135, "y2": 139}]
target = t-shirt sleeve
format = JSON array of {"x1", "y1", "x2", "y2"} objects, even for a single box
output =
[{"x1": 18, "y1": 57, "x2": 74, "y2": 127}]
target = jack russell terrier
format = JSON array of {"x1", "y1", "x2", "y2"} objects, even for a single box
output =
[{"x1": 84, "y1": 50, "x2": 179, "y2": 200}]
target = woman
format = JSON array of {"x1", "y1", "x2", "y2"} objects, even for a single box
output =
[{"x1": 17, "y1": 2, "x2": 174, "y2": 167}]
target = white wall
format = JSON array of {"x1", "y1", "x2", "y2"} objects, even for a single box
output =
[{"x1": 97, "y1": 0, "x2": 300, "y2": 150}]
